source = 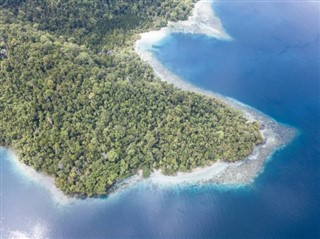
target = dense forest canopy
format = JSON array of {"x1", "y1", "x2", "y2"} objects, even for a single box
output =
[{"x1": 0, "y1": 0, "x2": 263, "y2": 196}]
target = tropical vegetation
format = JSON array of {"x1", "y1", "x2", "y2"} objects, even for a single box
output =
[{"x1": 0, "y1": 0, "x2": 262, "y2": 196}]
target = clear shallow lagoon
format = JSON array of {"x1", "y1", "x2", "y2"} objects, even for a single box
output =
[{"x1": 1, "y1": 1, "x2": 320, "y2": 238}]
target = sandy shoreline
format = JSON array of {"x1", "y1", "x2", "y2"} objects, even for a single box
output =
[
  {"x1": 1, "y1": 0, "x2": 296, "y2": 203},
  {"x1": 1, "y1": 148, "x2": 73, "y2": 205},
  {"x1": 132, "y1": 0, "x2": 296, "y2": 188},
  {"x1": 168, "y1": 1, "x2": 230, "y2": 38}
]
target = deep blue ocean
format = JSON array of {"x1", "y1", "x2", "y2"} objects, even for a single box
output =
[{"x1": 1, "y1": 1, "x2": 319, "y2": 238}]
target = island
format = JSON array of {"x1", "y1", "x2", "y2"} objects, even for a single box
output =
[{"x1": 0, "y1": 0, "x2": 294, "y2": 198}]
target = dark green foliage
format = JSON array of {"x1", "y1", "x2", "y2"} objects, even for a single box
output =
[{"x1": 0, "y1": 0, "x2": 262, "y2": 196}]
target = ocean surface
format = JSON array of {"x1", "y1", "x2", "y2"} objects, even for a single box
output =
[{"x1": 1, "y1": 1, "x2": 320, "y2": 239}]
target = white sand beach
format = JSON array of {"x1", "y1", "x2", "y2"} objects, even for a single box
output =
[
  {"x1": 132, "y1": 0, "x2": 296, "y2": 188},
  {"x1": 1, "y1": 1, "x2": 296, "y2": 203},
  {"x1": 2, "y1": 149, "x2": 73, "y2": 205}
]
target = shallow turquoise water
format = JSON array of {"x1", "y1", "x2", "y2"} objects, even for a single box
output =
[{"x1": 1, "y1": 1, "x2": 319, "y2": 238}]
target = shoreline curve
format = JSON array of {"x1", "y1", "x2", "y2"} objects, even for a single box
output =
[
  {"x1": 0, "y1": 0, "x2": 297, "y2": 204},
  {"x1": 131, "y1": 0, "x2": 296, "y2": 189}
]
